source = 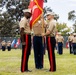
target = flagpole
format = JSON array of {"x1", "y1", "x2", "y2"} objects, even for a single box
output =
[{"x1": 41, "y1": 13, "x2": 45, "y2": 46}]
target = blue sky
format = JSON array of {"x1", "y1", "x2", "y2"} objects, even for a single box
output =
[{"x1": 44, "y1": 0, "x2": 76, "y2": 27}]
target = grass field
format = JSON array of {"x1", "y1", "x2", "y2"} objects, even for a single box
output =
[{"x1": 0, "y1": 48, "x2": 76, "y2": 75}]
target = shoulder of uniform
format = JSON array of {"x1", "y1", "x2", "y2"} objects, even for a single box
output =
[
  {"x1": 52, "y1": 19, "x2": 56, "y2": 23},
  {"x1": 21, "y1": 17, "x2": 26, "y2": 21},
  {"x1": 49, "y1": 19, "x2": 56, "y2": 24},
  {"x1": 19, "y1": 17, "x2": 27, "y2": 24}
]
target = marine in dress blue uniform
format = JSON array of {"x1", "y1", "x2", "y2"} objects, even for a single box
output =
[
  {"x1": 42, "y1": 12, "x2": 56, "y2": 72},
  {"x1": 19, "y1": 9, "x2": 32, "y2": 72}
]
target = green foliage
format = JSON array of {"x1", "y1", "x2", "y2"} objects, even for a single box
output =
[
  {"x1": 73, "y1": 22, "x2": 76, "y2": 33},
  {"x1": 0, "y1": 13, "x2": 19, "y2": 37},
  {"x1": 0, "y1": 0, "x2": 30, "y2": 37},
  {"x1": 68, "y1": 10, "x2": 76, "y2": 21},
  {"x1": 0, "y1": 0, "x2": 2, "y2": 3},
  {"x1": 68, "y1": 10, "x2": 76, "y2": 33},
  {"x1": 56, "y1": 23, "x2": 71, "y2": 35}
]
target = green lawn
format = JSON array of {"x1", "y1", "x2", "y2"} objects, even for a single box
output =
[{"x1": 0, "y1": 48, "x2": 76, "y2": 75}]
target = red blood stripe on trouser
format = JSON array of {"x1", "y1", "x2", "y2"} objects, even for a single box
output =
[
  {"x1": 48, "y1": 37, "x2": 54, "y2": 71},
  {"x1": 22, "y1": 34, "x2": 28, "y2": 72}
]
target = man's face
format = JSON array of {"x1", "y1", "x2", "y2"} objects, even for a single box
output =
[
  {"x1": 24, "y1": 12, "x2": 32, "y2": 19},
  {"x1": 47, "y1": 14, "x2": 52, "y2": 20},
  {"x1": 58, "y1": 34, "x2": 61, "y2": 36}
]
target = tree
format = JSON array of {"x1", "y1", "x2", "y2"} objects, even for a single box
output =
[
  {"x1": 68, "y1": 10, "x2": 76, "y2": 32},
  {"x1": 68, "y1": 10, "x2": 76, "y2": 21},
  {"x1": 0, "y1": 13, "x2": 19, "y2": 36},
  {"x1": 0, "y1": 0, "x2": 48, "y2": 37},
  {"x1": 56, "y1": 23, "x2": 71, "y2": 36},
  {"x1": 0, "y1": 0, "x2": 30, "y2": 37},
  {"x1": 73, "y1": 21, "x2": 76, "y2": 32}
]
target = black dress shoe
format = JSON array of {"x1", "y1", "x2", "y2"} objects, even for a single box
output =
[
  {"x1": 25, "y1": 70, "x2": 32, "y2": 72},
  {"x1": 39, "y1": 67, "x2": 43, "y2": 69},
  {"x1": 39, "y1": 66, "x2": 43, "y2": 69},
  {"x1": 36, "y1": 67, "x2": 39, "y2": 69}
]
